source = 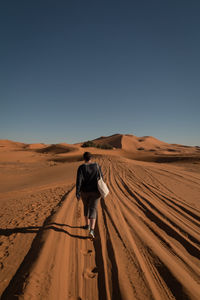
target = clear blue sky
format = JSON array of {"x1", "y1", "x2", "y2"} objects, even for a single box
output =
[{"x1": 1, "y1": 0, "x2": 200, "y2": 146}]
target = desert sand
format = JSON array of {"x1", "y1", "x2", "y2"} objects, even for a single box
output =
[{"x1": 0, "y1": 134, "x2": 200, "y2": 300}]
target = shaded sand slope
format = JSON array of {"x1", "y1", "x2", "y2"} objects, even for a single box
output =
[
  {"x1": 2, "y1": 156, "x2": 200, "y2": 300},
  {"x1": 31, "y1": 143, "x2": 78, "y2": 154},
  {"x1": 92, "y1": 134, "x2": 123, "y2": 148},
  {"x1": 87, "y1": 134, "x2": 169, "y2": 151},
  {"x1": 80, "y1": 134, "x2": 199, "y2": 156}
]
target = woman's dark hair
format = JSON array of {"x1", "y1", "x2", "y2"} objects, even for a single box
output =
[{"x1": 83, "y1": 152, "x2": 92, "y2": 162}]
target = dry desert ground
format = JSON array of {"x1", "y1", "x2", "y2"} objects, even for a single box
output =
[{"x1": 0, "y1": 134, "x2": 200, "y2": 300}]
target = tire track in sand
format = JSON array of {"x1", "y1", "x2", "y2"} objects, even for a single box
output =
[
  {"x1": 2, "y1": 156, "x2": 200, "y2": 300},
  {"x1": 106, "y1": 157, "x2": 200, "y2": 300}
]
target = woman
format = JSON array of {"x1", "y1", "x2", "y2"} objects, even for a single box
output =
[{"x1": 76, "y1": 152, "x2": 103, "y2": 239}]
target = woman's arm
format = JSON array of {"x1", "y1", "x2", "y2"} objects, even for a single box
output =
[{"x1": 76, "y1": 166, "x2": 83, "y2": 199}]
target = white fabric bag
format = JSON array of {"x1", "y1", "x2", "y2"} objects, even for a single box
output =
[{"x1": 96, "y1": 164, "x2": 109, "y2": 198}]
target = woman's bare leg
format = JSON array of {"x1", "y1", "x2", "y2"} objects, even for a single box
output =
[{"x1": 89, "y1": 218, "x2": 96, "y2": 230}]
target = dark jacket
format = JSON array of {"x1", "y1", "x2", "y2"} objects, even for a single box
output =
[{"x1": 76, "y1": 162, "x2": 103, "y2": 198}]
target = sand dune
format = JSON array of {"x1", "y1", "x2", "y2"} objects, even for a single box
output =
[
  {"x1": 91, "y1": 133, "x2": 168, "y2": 151},
  {"x1": 1, "y1": 134, "x2": 198, "y2": 156},
  {"x1": 32, "y1": 143, "x2": 78, "y2": 154},
  {"x1": 81, "y1": 134, "x2": 198, "y2": 155},
  {"x1": 0, "y1": 137, "x2": 200, "y2": 299},
  {"x1": 27, "y1": 143, "x2": 49, "y2": 150},
  {"x1": 121, "y1": 134, "x2": 168, "y2": 151},
  {"x1": 92, "y1": 133, "x2": 124, "y2": 148},
  {"x1": 0, "y1": 139, "x2": 26, "y2": 149}
]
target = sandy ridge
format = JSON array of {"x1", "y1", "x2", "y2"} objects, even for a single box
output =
[
  {"x1": 109, "y1": 158, "x2": 200, "y2": 299},
  {"x1": 1, "y1": 156, "x2": 200, "y2": 300}
]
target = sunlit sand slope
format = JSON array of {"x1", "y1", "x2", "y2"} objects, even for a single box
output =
[{"x1": 2, "y1": 156, "x2": 200, "y2": 300}]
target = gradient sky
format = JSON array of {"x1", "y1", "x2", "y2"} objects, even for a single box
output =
[{"x1": 1, "y1": 0, "x2": 200, "y2": 145}]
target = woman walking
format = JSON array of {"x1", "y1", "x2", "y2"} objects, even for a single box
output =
[{"x1": 76, "y1": 152, "x2": 103, "y2": 239}]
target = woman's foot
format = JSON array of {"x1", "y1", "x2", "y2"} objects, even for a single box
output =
[{"x1": 89, "y1": 229, "x2": 95, "y2": 239}]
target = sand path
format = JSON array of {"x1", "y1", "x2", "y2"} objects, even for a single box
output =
[{"x1": 1, "y1": 156, "x2": 200, "y2": 300}]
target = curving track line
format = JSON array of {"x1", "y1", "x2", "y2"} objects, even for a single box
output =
[{"x1": 2, "y1": 156, "x2": 200, "y2": 300}]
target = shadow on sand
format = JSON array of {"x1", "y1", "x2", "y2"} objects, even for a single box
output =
[
  {"x1": 0, "y1": 188, "x2": 89, "y2": 299},
  {"x1": 0, "y1": 223, "x2": 87, "y2": 239},
  {"x1": 0, "y1": 222, "x2": 89, "y2": 299}
]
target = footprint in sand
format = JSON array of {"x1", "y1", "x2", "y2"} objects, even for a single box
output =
[
  {"x1": 76, "y1": 208, "x2": 81, "y2": 219},
  {"x1": 83, "y1": 267, "x2": 98, "y2": 279},
  {"x1": 4, "y1": 250, "x2": 9, "y2": 257},
  {"x1": 81, "y1": 249, "x2": 93, "y2": 256}
]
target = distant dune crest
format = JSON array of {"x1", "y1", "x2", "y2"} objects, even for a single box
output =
[
  {"x1": 0, "y1": 139, "x2": 27, "y2": 148},
  {"x1": 90, "y1": 133, "x2": 168, "y2": 151},
  {"x1": 0, "y1": 134, "x2": 198, "y2": 156},
  {"x1": 0, "y1": 140, "x2": 78, "y2": 153}
]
